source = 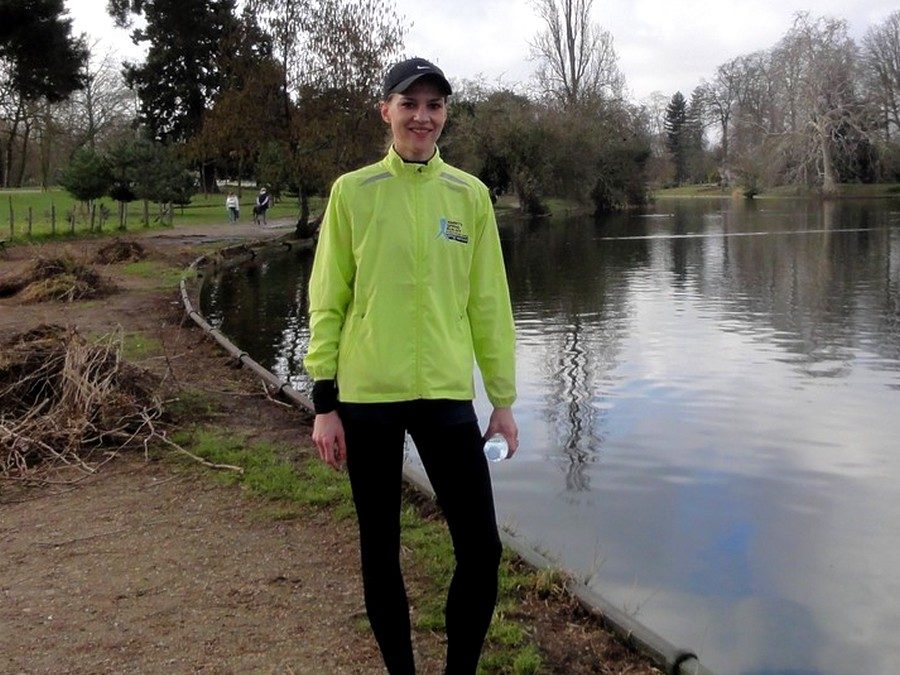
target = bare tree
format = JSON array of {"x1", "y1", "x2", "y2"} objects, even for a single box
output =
[
  {"x1": 245, "y1": 0, "x2": 406, "y2": 228},
  {"x1": 772, "y1": 13, "x2": 863, "y2": 193},
  {"x1": 529, "y1": 0, "x2": 623, "y2": 108},
  {"x1": 640, "y1": 91, "x2": 670, "y2": 141},
  {"x1": 63, "y1": 44, "x2": 137, "y2": 152},
  {"x1": 861, "y1": 10, "x2": 900, "y2": 142},
  {"x1": 252, "y1": 0, "x2": 405, "y2": 105},
  {"x1": 716, "y1": 15, "x2": 869, "y2": 193},
  {"x1": 701, "y1": 58, "x2": 741, "y2": 169}
]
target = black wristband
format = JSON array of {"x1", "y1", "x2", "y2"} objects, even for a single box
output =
[{"x1": 312, "y1": 379, "x2": 338, "y2": 414}]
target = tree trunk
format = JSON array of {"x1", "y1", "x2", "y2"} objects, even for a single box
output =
[
  {"x1": 720, "y1": 118, "x2": 729, "y2": 170},
  {"x1": 15, "y1": 119, "x2": 33, "y2": 187},
  {"x1": 820, "y1": 129, "x2": 837, "y2": 195},
  {"x1": 201, "y1": 160, "x2": 217, "y2": 194},
  {"x1": 3, "y1": 100, "x2": 23, "y2": 188},
  {"x1": 39, "y1": 107, "x2": 53, "y2": 189},
  {"x1": 295, "y1": 185, "x2": 310, "y2": 238}
]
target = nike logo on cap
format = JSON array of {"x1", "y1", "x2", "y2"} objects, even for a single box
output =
[{"x1": 416, "y1": 65, "x2": 430, "y2": 69}]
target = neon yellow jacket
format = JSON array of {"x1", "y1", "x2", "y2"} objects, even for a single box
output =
[{"x1": 304, "y1": 147, "x2": 517, "y2": 407}]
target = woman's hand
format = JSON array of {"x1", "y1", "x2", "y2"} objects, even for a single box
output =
[
  {"x1": 486, "y1": 406, "x2": 519, "y2": 458},
  {"x1": 312, "y1": 411, "x2": 347, "y2": 471}
]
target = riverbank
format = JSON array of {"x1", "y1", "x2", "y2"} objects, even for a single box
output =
[
  {"x1": 0, "y1": 221, "x2": 661, "y2": 674},
  {"x1": 653, "y1": 182, "x2": 900, "y2": 199}
]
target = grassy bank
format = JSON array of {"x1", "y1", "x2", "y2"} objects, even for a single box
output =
[
  {"x1": 0, "y1": 188, "x2": 314, "y2": 242},
  {"x1": 171, "y1": 425, "x2": 546, "y2": 674},
  {"x1": 653, "y1": 182, "x2": 900, "y2": 199},
  {"x1": 493, "y1": 195, "x2": 592, "y2": 220}
]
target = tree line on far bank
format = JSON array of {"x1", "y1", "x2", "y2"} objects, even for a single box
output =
[
  {"x1": 2, "y1": 1, "x2": 899, "y2": 232},
  {"x1": 0, "y1": 0, "x2": 650, "y2": 221},
  {"x1": 655, "y1": 11, "x2": 900, "y2": 195}
]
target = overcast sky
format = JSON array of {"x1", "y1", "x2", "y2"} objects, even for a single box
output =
[{"x1": 67, "y1": 0, "x2": 897, "y2": 103}]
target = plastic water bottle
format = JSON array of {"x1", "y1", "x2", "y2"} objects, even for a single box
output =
[{"x1": 483, "y1": 433, "x2": 509, "y2": 462}]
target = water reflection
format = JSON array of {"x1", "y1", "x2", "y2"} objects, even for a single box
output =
[
  {"x1": 202, "y1": 197, "x2": 900, "y2": 674},
  {"x1": 203, "y1": 248, "x2": 313, "y2": 392}
]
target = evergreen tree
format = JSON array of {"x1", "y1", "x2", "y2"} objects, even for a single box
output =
[
  {"x1": 106, "y1": 138, "x2": 144, "y2": 228},
  {"x1": 189, "y1": 7, "x2": 286, "y2": 193},
  {"x1": 686, "y1": 87, "x2": 708, "y2": 182},
  {"x1": 665, "y1": 91, "x2": 688, "y2": 184},
  {"x1": 0, "y1": 0, "x2": 87, "y2": 186},
  {"x1": 0, "y1": 0, "x2": 87, "y2": 102},
  {"x1": 59, "y1": 147, "x2": 112, "y2": 229},
  {"x1": 129, "y1": 142, "x2": 195, "y2": 224},
  {"x1": 109, "y1": 0, "x2": 239, "y2": 145}
]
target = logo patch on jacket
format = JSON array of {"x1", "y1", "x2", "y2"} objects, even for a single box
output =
[{"x1": 436, "y1": 218, "x2": 469, "y2": 244}]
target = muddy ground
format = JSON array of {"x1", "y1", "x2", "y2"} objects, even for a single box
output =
[{"x1": 0, "y1": 220, "x2": 661, "y2": 674}]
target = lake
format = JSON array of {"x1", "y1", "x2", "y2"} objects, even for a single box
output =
[{"x1": 201, "y1": 196, "x2": 900, "y2": 674}]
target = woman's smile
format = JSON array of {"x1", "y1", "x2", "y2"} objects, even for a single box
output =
[{"x1": 380, "y1": 79, "x2": 447, "y2": 161}]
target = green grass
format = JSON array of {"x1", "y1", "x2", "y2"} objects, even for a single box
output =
[
  {"x1": 120, "y1": 260, "x2": 184, "y2": 289},
  {"x1": 0, "y1": 188, "x2": 325, "y2": 242},
  {"x1": 397, "y1": 497, "x2": 546, "y2": 673},
  {"x1": 122, "y1": 332, "x2": 163, "y2": 360},
  {"x1": 166, "y1": 191, "x2": 318, "y2": 227},
  {"x1": 654, "y1": 182, "x2": 900, "y2": 199},
  {"x1": 835, "y1": 182, "x2": 900, "y2": 197},
  {"x1": 170, "y1": 428, "x2": 354, "y2": 517},
  {"x1": 758, "y1": 182, "x2": 900, "y2": 198},
  {"x1": 165, "y1": 425, "x2": 548, "y2": 673},
  {"x1": 492, "y1": 195, "x2": 592, "y2": 220},
  {"x1": 164, "y1": 389, "x2": 220, "y2": 419},
  {"x1": 652, "y1": 184, "x2": 734, "y2": 198}
]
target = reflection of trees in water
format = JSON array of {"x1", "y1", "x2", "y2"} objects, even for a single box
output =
[
  {"x1": 501, "y1": 215, "x2": 644, "y2": 493},
  {"x1": 707, "y1": 200, "x2": 900, "y2": 378},
  {"x1": 200, "y1": 250, "x2": 315, "y2": 388},
  {"x1": 547, "y1": 315, "x2": 600, "y2": 492}
]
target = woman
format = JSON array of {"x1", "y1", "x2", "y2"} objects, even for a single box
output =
[
  {"x1": 305, "y1": 57, "x2": 518, "y2": 674},
  {"x1": 253, "y1": 187, "x2": 270, "y2": 225},
  {"x1": 225, "y1": 191, "x2": 239, "y2": 223}
]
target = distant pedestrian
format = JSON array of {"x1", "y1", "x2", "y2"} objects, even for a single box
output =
[
  {"x1": 226, "y1": 191, "x2": 239, "y2": 223},
  {"x1": 253, "y1": 187, "x2": 270, "y2": 225}
]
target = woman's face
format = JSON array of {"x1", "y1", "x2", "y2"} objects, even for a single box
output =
[{"x1": 380, "y1": 79, "x2": 447, "y2": 162}]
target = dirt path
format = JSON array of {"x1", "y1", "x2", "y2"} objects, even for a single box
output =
[
  {"x1": 0, "y1": 222, "x2": 662, "y2": 674},
  {"x1": 0, "y1": 220, "x2": 393, "y2": 674},
  {"x1": 1, "y1": 459, "x2": 382, "y2": 674}
]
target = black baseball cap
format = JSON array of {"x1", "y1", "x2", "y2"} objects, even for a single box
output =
[{"x1": 383, "y1": 58, "x2": 452, "y2": 98}]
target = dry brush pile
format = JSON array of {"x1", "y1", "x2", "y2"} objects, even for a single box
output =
[
  {"x1": 0, "y1": 325, "x2": 163, "y2": 483},
  {"x1": 0, "y1": 255, "x2": 115, "y2": 303},
  {"x1": 93, "y1": 239, "x2": 147, "y2": 265}
]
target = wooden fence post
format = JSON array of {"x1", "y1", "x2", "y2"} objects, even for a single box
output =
[
  {"x1": 98, "y1": 203, "x2": 109, "y2": 231},
  {"x1": 27, "y1": 206, "x2": 32, "y2": 236},
  {"x1": 8, "y1": 196, "x2": 13, "y2": 239},
  {"x1": 51, "y1": 203, "x2": 56, "y2": 235}
]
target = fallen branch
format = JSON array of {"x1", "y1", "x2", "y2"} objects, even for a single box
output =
[{"x1": 153, "y1": 432, "x2": 244, "y2": 475}]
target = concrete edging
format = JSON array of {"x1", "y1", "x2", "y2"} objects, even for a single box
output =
[{"x1": 179, "y1": 236, "x2": 315, "y2": 413}]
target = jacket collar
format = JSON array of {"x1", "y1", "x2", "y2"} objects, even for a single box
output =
[{"x1": 383, "y1": 145, "x2": 445, "y2": 177}]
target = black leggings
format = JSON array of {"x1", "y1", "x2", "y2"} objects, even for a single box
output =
[{"x1": 341, "y1": 400, "x2": 502, "y2": 675}]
